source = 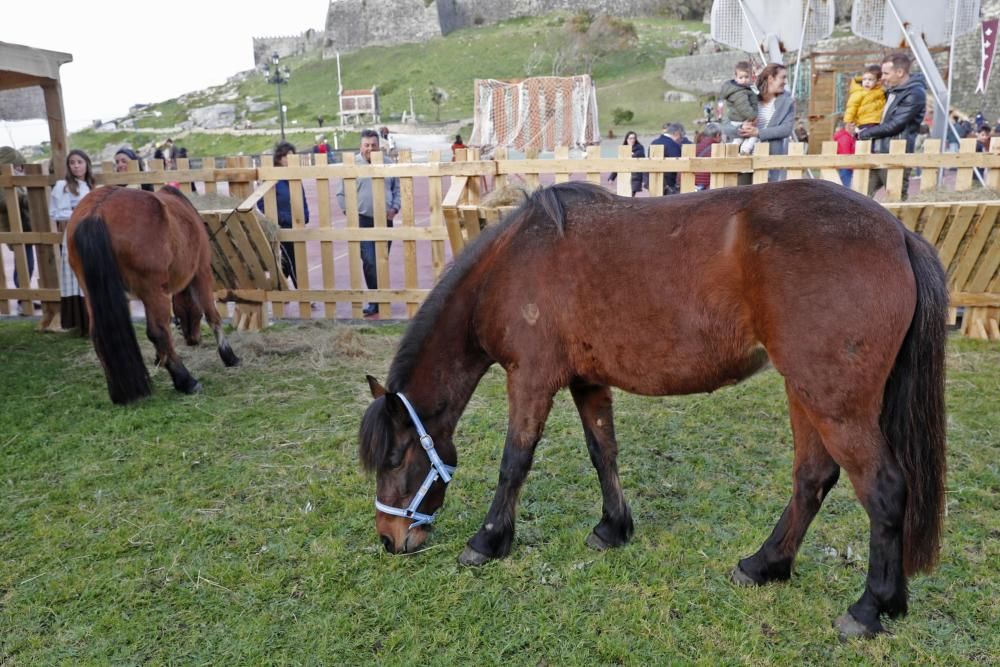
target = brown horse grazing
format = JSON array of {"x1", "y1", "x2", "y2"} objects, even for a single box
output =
[
  {"x1": 67, "y1": 186, "x2": 240, "y2": 405},
  {"x1": 359, "y1": 179, "x2": 949, "y2": 640}
]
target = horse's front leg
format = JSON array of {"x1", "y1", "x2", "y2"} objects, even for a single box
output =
[
  {"x1": 570, "y1": 380, "x2": 634, "y2": 550},
  {"x1": 459, "y1": 380, "x2": 554, "y2": 566}
]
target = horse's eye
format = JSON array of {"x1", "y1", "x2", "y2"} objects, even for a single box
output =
[{"x1": 386, "y1": 445, "x2": 406, "y2": 469}]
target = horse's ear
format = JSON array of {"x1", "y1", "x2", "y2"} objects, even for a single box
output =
[
  {"x1": 384, "y1": 392, "x2": 406, "y2": 422},
  {"x1": 366, "y1": 375, "x2": 386, "y2": 398}
]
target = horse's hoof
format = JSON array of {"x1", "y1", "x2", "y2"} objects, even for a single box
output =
[
  {"x1": 458, "y1": 545, "x2": 491, "y2": 567},
  {"x1": 186, "y1": 381, "x2": 203, "y2": 395},
  {"x1": 730, "y1": 564, "x2": 760, "y2": 587},
  {"x1": 585, "y1": 531, "x2": 612, "y2": 551},
  {"x1": 834, "y1": 613, "x2": 879, "y2": 641}
]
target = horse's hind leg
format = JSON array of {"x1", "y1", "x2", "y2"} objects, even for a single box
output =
[
  {"x1": 172, "y1": 285, "x2": 203, "y2": 346},
  {"x1": 460, "y1": 378, "x2": 555, "y2": 566},
  {"x1": 142, "y1": 290, "x2": 202, "y2": 394},
  {"x1": 192, "y1": 263, "x2": 240, "y2": 367},
  {"x1": 733, "y1": 386, "x2": 840, "y2": 586},
  {"x1": 820, "y1": 421, "x2": 908, "y2": 639},
  {"x1": 570, "y1": 381, "x2": 634, "y2": 550}
]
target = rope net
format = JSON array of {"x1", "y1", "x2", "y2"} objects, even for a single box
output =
[{"x1": 469, "y1": 75, "x2": 600, "y2": 153}]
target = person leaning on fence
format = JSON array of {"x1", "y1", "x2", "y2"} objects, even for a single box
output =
[
  {"x1": 256, "y1": 141, "x2": 309, "y2": 290},
  {"x1": 0, "y1": 146, "x2": 37, "y2": 315},
  {"x1": 608, "y1": 131, "x2": 648, "y2": 196},
  {"x1": 833, "y1": 120, "x2": 857, "y2": 188},
  {"x1": 693, "y1": 123, "x2": 722, "y2": 191},
  {"x1": 336, "y1": 129, "x2": 401, "y2": 318},
  {"x1": 650, "y1": 122, "x2": 688, "y2": 194},
  {"x1": 857, "y1": 52, "x2": 927, "y2": 201},
  {"x1": 50, "y1": 149, "x2": 94, "y2": 335},
  {"x1": 725, "y1": 62, "x2": 795, "y2": 183},
  {"x1": 975, "y1": 124, "x2": 992, "y2": 184},
  {"x1": 451, "y1": 134, "x2": 466, "y2": 161},
  {"x1": 113, "y1": 147, "x2": 154, "y2": 192}
]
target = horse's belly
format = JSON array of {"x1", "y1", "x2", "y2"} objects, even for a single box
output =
[{"x1": 581, "y1": 341, "x2": 770, "y2": 397}]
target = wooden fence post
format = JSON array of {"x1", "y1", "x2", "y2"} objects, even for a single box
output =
[{"x1": 614, "y1": 144, "x2": 632, "y2": 196}]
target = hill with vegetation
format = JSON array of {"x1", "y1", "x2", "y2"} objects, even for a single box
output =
[{"x1": 68, "y1": 13, "x2": 708, "y2": 159}]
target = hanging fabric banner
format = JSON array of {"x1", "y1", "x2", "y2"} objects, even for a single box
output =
[{"x1": 977, "y1": 18, "x2": 999, "y2": 94}]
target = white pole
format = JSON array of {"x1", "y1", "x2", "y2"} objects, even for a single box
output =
[
  {"x1": 791, "y1": 0, "x2": 813, "y2": 110},
  {"x1": 336, "y1": 51, "x2": 344, "y2": 127},
  {"x1": 945, "y1": 0, "x2": 960, "y2": 139},
  {"x1": 336, "y1": 51, "x2": 343, "y2": 95},
  {"x1": 736, "y1": 0, "x2": 769, "y2": 66}
]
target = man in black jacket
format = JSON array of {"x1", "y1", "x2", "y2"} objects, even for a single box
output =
[
  {"x1": 649, "y1": 122, "x2": 689, "y2": 194},
  {"x1": 858, "y1": 52, "x2": 927, "y2": 200}
]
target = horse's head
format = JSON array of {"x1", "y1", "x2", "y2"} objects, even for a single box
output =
[{"x1": 359, "y1": 375, "x2": 456, "y2": 554}]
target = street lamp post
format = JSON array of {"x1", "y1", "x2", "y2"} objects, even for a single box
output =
[{"x1": 263, "y1": 52, "x2": 291, "y2": 140}]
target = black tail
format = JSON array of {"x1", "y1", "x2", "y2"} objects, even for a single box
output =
[
  {"x1": 73, "y1": 216, "x2": 151, "y2": 404},
  {"x1": 881, "y1": 230, "x2": 949, "y2": 576}
]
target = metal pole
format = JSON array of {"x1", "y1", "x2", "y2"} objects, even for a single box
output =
[
  {"x1": 276, "y1": 78, "x2": 285, "y2": 140},
  {"x1": 791, "y1": 0, "x2": 812, "y2": 105},
  {"x1": 736, "y1": 0, "x2": 768, "y2": 66}
]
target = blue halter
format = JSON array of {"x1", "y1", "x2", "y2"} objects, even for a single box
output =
[{"x1": 374, "y1": 393, "x2": 456, "y2": 529}]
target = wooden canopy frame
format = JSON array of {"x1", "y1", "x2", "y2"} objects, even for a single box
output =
[{"x1": 0, "y1": 41, "x2": 72, "y2": 178}]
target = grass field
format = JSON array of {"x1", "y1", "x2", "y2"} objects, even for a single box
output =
[{"x1": 1, "y1": 320, "x2": 998, "y2": 664}]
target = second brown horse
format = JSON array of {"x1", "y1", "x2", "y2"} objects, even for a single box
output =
[{"x1": 67, "y1": 186, "x2": 240, "y2": 404}]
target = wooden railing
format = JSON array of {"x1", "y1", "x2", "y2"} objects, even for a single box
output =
[{"x1": 1, "y1": 140, "x2": 998, "y2": 339}]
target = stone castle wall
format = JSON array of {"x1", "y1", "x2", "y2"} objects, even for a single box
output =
[
  {"x1": 323, "y1": 0, "x2": 441, "y2": 56},
  {"x1": 321, "y1": 0, "x2": 711, "y2": 56},
  {"x1": 253, "y1": 30, "x2": 323, "y2": 68}
]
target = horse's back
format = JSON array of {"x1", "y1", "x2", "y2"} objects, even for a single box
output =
[
  {"x1": 474, "y1": 180, "x2": 916, "y2": 403},
  {"x1": 70, "y1": 186, "x2": 209, "y2": 293}
]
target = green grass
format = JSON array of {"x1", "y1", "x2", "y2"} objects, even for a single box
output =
[
  {"x1": 2, "y1": 320, "x2": 997, "y2": 664},
  {"x1": 66, "y1": 15, "x2": 709, "y2": 159}
]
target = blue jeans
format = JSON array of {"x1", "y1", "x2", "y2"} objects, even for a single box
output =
[
  {"x1": 359, "y1": 214, "x2": 393, "y2": 290},
  {"x1": 13, "y1": 244, "x2": 35, "y2": 288},
  {"x1": 838, "y1": 169, "x2": 853, "y2": 188}
]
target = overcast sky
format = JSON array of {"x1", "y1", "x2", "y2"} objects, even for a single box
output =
[{"x1": 2, "y1": 0, "x2": 327, "y2": 147}]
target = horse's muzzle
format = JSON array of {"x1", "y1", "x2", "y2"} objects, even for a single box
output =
[{"x1": 379, "y1": 528, "x2": 427, "y2": 554}]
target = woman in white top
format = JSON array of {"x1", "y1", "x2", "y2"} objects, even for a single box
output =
[{"x1": 50, "y1": 149, "x2": 94, "y2": 334}]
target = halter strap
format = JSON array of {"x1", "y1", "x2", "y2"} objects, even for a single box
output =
[{"x1": 374, "y1": 392, "x2": 456, "y2": 529}]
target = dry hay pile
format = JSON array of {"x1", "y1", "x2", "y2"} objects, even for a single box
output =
[{"x1": 906, "y1": 187, "x2": 1000, "y2": 203}]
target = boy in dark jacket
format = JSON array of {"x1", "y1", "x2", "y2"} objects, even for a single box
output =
[{"x1": 720, "y1": 61, "x2": 759, "y2": 155}]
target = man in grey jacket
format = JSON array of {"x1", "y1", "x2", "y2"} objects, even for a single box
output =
[
  {"x1": 858, "y1": 52, "x2": 927, "y2": 200},
  {"x1": 336, "y1": 129, "x2": 401, "y2": 316}
]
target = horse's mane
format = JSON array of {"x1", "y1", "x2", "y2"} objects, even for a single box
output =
[
  {"x1": 384, "y1": 181, "x2": 615, "y2": 393},
  {"x1": 156, "y1": 185, "x2": 203, "y2": 219}
]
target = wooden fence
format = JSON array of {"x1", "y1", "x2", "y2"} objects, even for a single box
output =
[{"x1": 1, "y1": 139, "x2": 998, "y2": 339}]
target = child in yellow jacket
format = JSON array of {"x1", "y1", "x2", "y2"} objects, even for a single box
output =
[{"x1": 844, "y1": 65, "x2": 886, "y2": 132}]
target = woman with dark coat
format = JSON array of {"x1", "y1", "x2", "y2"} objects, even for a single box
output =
[
  {"x1": 256, "y1": 141, "x2": 309, "y2": 289},
  {"x1": 608, "y1": 131, "x2": 648, "y2": 196}
]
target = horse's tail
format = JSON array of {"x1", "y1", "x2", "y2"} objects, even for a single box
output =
[
  {"x1": 72, "y1": 215, "x2": 151, "y2": 404},
  {"x1": 881, "y1": 229, "x2": 949, "y2": 576}
]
